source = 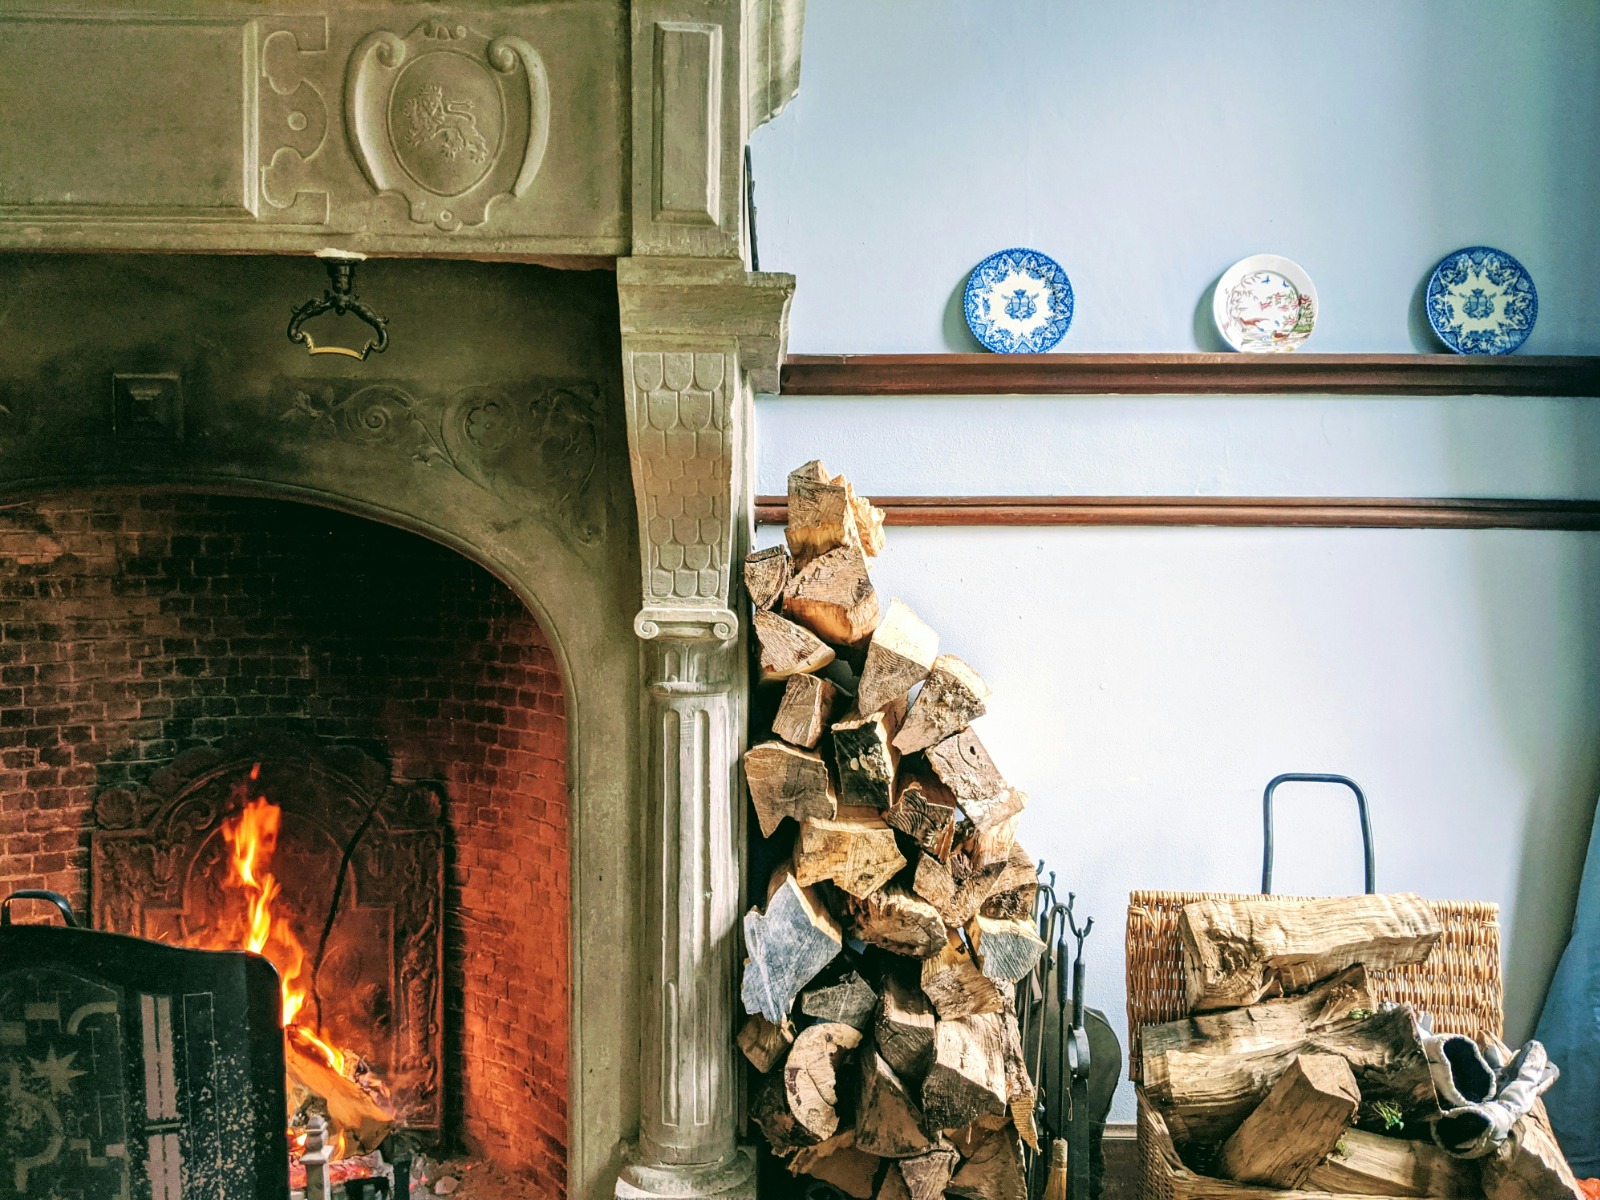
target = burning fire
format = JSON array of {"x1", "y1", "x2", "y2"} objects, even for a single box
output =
[
  {"x1": 220, "y1": 765, "x2": 348, "y2": 1072},
  {"x1": 219, "y1": 765, "x2": 390, "y2": 1166}
]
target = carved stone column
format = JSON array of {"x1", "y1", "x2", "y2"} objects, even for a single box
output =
[{"x1": 616, "y1": 258, "x2": 792, "y2": 1199}]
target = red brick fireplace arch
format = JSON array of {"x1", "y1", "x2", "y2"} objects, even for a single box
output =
[{"x1": 0, "y1": 490, "x2": 570, "y2": 1187}]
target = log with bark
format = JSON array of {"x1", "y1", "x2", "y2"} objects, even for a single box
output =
[
  {"x1": 893, "y1": 655, "x2": 991, "y2": 754},
  {"x1": 914, "y1": 848, "x2": 1009, "y2": 929},
  {"x1": 741, "y1": 869, "x2": 843, "y2": 1025},
  {"x1": 1178, "y1": 892, "x2": 1444, "y2": 1011},
  {"x1": 857, "y1": 598, "x2": 939, "y2": 715},
  {"x1": 789, "y1": 1130, "x2": 883, "y2": 1200},
  {"x1": 1215, "y1": 1053, "x2": 1361, "y2": 1187},
  {"x1": 969, "y1": 914, "x2": 1047, "y2": 983},
  {"x1": 897, "y1": 1141, "x2": 961, "y2": 1200},
  {"x1": 772, "y1": 672, "x2": 841, "y2": 749},
  {"x1": 782, "y1": 1021, "x2": 865, "y2": 1144},
  {"x1": 796, "y1": 811, "x2": 907, "y2": 898},
  {"x1": 1143, "y1": 990, "x2": 1434, "y2": 1146},
  {"x1": 851, "y1": 886, "x2": 949, "y2": 959},
  {"x1": 979, "y1": 843, "x2": 1040, "y2": 921},
  {"x1": 744, "y1": 740, "x2": 837, "y2": 837},
  {"x1": 1304, "y1": 1128, "x2": 1481, "y2": 1197},
  {"x1": 946, "y1": 1125, "x2": 1027, "y2": 1200},
  {"x1": 920, "y1": 933, "x2": 1006, "y2": 1018}
]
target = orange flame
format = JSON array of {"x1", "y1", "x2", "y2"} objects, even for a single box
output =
[{"x1": 219, "y1": 766, "x2": 344, "y2": 1073}]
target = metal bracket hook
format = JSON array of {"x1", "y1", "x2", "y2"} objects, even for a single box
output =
[{"x1": 287, "y1": 251, "x2": 390, "y2": 362}]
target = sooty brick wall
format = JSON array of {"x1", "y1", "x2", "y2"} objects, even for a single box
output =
[{"x1": 0, "y1": 492, "x2": 568, "y2": 1187}]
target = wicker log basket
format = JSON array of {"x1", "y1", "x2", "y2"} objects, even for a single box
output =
[{"x1": 1126, "y1": 889, "x2": 1505, "y2": 1200}]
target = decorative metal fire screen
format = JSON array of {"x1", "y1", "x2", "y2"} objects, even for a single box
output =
[{"x1": 89, "y1": 740, "x2": 445, "y2": 1132}]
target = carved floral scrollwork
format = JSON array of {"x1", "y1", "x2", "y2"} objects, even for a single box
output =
[{"x1": 281, "y1": 380, "x2": 606, "y2": 544}]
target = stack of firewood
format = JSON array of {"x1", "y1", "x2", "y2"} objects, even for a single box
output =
[
  {"x1": 1140, "y1": 893, "x2": 1585, "y2": 1200},
  {"x1": 738, "y1": 462, "x2": 1043, "y2": 1200}
]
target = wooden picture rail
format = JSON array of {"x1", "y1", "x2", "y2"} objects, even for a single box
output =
[
  {"x1": 778, "y1": 354, "x2": 1600, "y2": 397},
  {"x1": 754, "y1": 496, "x2": 1600, "y2": 531}
]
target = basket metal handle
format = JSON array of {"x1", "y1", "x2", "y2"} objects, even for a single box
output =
[
  {"x1": 1262, "y1": 773, "x2": 1375, "y2": 895},
  {"x1": 0, "y1": 889, "x2": 79, "y2": 928}
]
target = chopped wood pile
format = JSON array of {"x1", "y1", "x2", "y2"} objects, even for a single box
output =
[
  {"x1": 740, "y1": 461, "x2": 1041, "y2": 1200},
  {"x1": 1141, "y1": 893, "x2": 1584, "y2": 1200}
]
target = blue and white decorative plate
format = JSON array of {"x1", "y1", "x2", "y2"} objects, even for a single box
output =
[
  {"x1": 1426, "y1": 246, "x2": 1537, "y2": 355},
  {"x1": 963, "y1": 248, "x2": 1074, "y2": 353}
]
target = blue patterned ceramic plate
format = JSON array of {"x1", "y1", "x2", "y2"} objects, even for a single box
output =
[
  {"x1": 963, "y1": 248, "x2": 1074, "y2": 353},
  {"x1": 1426, "y1": 247, "x2": 1537, "y2": 355}
]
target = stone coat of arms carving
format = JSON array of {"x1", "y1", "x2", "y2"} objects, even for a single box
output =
[{"x1": 346, "y1": 20, "x2": 550, "y2": 231}]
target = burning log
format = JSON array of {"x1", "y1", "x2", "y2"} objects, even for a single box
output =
[{"x1": 286, "y1": 1039, "x2": 394, "y2": 1158}]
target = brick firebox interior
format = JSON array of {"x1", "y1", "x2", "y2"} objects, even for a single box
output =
[{"x1": 0, "y1": 491, "x2": 569, "y2": 1191}]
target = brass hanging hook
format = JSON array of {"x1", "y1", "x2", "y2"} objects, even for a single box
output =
[{"x1": 287, "y1": 250, "x2": 390, "y2": 361}]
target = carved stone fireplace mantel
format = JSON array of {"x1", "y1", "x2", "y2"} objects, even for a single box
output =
[{"x1": 0, "y1": 3, "x2": 805, "y2": 1199}]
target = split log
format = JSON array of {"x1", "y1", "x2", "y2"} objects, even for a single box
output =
[
  {"x1": 1217, "y1": 1053, "x2": 1360, "y2": 1187},
  {"x1": 801, "y1": 1148, "x2": 882, "y2": 1200},
  {"x1": 741, "y1": 869, "x2": 843, "y2": 1025},
  {"x1": 802, "y1": 969, "x2": 879, "y2": 1030},
  {"x1": 1141, "y1": 964, "x2": 1374, "y2": 1067},
  {"x1": 785, "y1": 1022, "x2": 865, "y2": 1143},
  {"x1": 1482, "y1": 1101, "x2": 1585, "y2": 1200},
  {"x1": 856, "y1": 1050, "x2": 932, "y2": 1158},
  {"x1": 1179, "y1": 892, "x2": 1443, "y2": 1011},
  {"x1": 797, "y1": 812, "x2": 907, "y2": 898},
  {"x1": 851, "y1": 886, "x2": 948, "y2": 959},
  {"x1": 897, "y1": 1142, "x2": 961, "y2": 1200},
  {"x1": 979, "y1": 843, "x2": 1039, "y2": 921},
  {"x1": 946, "y1": 1126, "x2": 1027, "y2": 1200},
  {"x1": 970, "y1": 914, "x2": 1046, "y2": 983},
  {"x1": 885, "y1": 779, "x2": 957, "y2": 859},
  {"x1": 744, "y1": 740, "x2": 837, "y2": 837},
  {"x1": 784, "y1": 545, "x2": 882, "y2": 647},
  {"x1": 857, "y1": 599, "x2": 939, "y2": 714},
  {"x1": 832, "y1": 707, "x2": 902, "y2": 810},
  {"x1": 754, "y1": 609, "x2": 835, "y2": 682},
  {"x1": 967, "y1": 813, "x2": 1022, "y2": 872},
  {"x1": 925, "y1": 730, "x2": 1025, "y2": 832},
  {"x1": 738, "y1": 1013, "x2": 794, "y2": 1073},
  {"x1": 1305, "y1": 1128, "x2": 1480, "y2": 1197},
  {"x1": 874, "y1": 974, "x2": 937, "y2": 1082},
  {"x1": 921, "y1": 934, "x2": 1006, "y2": 1018},
  {"x1": 893, "y1": 655, "x2": 991, "y2": 754},
  {"x1": 921, "y1": 1012, "x2": 1009, "y2": 1131},
  {"x1": 752, "y1": 1068, "x2": 813, "y2": 1149},
  {"x1": 773, "y1": 673, "x2": 840, "y2": 749},
  {"x1": 285, "y1": 1039, "x2": 394, "y2": 1157},
  {"x1": 877, "y1": 1164, "x2": 912, "y2": 1200},
  {"x1": 786, "y1": 459, "x2": 886, "y2": 564},
  {"x1": 744, "y1": 545, "x2": 790, "y2": 611},
  {"x1": 1001, "y1": 1006, "x2": 1038, "y2": 1152},
  {"x1": 914, "y1": 851, "x2": 1008, "y2": 928},
  {"x1": 1144, "y1": 991, "x2": 1433, "y2": 1146}
]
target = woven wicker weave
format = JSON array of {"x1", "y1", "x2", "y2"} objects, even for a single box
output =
[{"x1": 1126, "y1": 889, "x2": 1504, "y2": 1200}]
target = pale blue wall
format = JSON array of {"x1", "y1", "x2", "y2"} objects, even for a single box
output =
[
  {"x1": 750, "y1": 2, "x2": 1600, "y2": 1127},
  {"x1": 753, "y1": 0, "x2": 1600, "y2": 355}
]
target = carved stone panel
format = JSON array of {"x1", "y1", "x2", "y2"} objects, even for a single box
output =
[
  {"x1": 0, "y1": 5, "x2": 626, "y2": 256},
  {"x1": 626, "y1": 346, "x2": 738, "y2": 639},
  {"x1": 345, "y1": 20, "x2": 550, "y2": 232},
  {"x1": 90, "y1": 741, "x2": 446, "y2": 1132}
]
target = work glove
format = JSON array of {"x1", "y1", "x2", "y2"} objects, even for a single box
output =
[{"x1": 1424, "y1": 1035, "x2": 1559, "y2": 1158}]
